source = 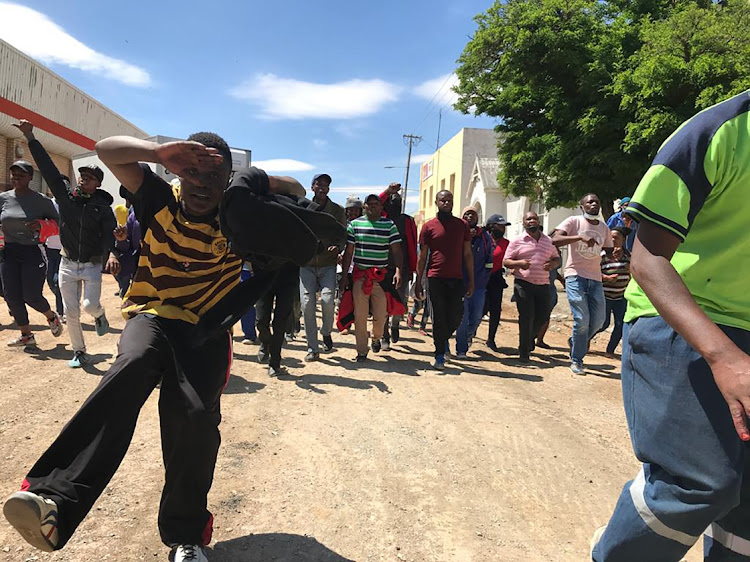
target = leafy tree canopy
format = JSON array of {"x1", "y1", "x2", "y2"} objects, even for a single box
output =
[{"x1": 454, "y1": 0, "x2": 750, "y2": 209}]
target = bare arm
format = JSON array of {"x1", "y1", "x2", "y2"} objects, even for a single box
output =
[
  {"x1": 632, "y1": 220, "x2": 750, "y2": 440},
  {"x1": 390, "y1": 242, "x2": 403, "y2": 289},
  {"x1": 551, "y1": 229, "x2": 583, "y2": 247},
  {"x1": 414, "y1": 245, "x2": 429, "y2": 299},
  {"x1": 463, "y1": 240, "x2": 474, "y2": 297},
  {"x1": 339, "y1": 243, "x2": 355, "y2": 290}
]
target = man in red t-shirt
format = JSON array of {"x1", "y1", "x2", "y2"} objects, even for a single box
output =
[
  {"x1": 415, "y1": 190, "x2": 474, "y2": 370},
  {"x1": 485, "y1": 214, "x2": 511, "y2": 351}
]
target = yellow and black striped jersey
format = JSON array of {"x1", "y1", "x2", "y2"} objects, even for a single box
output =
[{"x1": 121, "y1": 165, "x2": 242, "y2": 324}]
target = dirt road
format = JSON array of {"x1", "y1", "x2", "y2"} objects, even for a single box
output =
[{"x1": 0, "y1": 278, "x2": 702, "y2": 561}]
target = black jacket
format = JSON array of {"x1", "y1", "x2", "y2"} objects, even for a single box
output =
[{"x1": 28, "y1": 139, "x2": 116, "y2": 263}]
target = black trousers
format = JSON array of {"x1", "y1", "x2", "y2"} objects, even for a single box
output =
[
  {"x1": 428, "y1": 277, "x2": 465, "y2": 356},
  {"x1": 23, "y1": 313, "x2": 230, "y2": 548},
  {"x1": 1, "y1": 242, "x2": 50, "y2": 326},
  {"x1": 485, "y1": 271, "x2": 507, "y2": 344},
  {"x1": 256, "y1": 262, "x2": 299, "y2": 367},
  {"x1": 45, "y1": 247, "x2": 64, "y2": 316},
  {"x1": 514, "y1": 279, "x2": 552, "y2": 358}
]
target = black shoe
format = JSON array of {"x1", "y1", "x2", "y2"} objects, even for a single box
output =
[
  {"x1": 536, "y1": 340, "x2": 552, "y2": 349},
  {"x1": 268, "y1": 364, "x2": 285, "y2": 377},
  {"x1": 304, "y1": 351, "x2": 319, "y2": 362},
  {"x1": 258, "y1": 344, "x2": 269, "y2": 363},
  {"x1": 322, "y1": 335, "x2": 333, "y2": 352},
  {"x1": 371, "y1": 339, "x2": 381, "y2": 353},
  {"x1": 486, "y1": 340, "x2": 498, "y2": 352},
  {"x1": 355, "y1": 353, "x2": 368, "y2": 362},
  {"x1": 391, "y1": 325, "x2": 400, "y2": 343},
  {"x1": 519, "y1": 355, "x2": 531, "y2": 363}
]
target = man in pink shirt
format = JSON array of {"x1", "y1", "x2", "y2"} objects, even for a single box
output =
[
  {"x1": 503, "y1": 212, "x2": 560, "y2": 362},
  {"x1": 552, "y1": 193, "x2": 613, "y2": 374}
]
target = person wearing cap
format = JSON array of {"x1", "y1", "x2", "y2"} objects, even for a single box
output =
[
  {"x1": 595, "y1": 225, "x2": 631, "y2": 356},
  {"x1": 340, "y1": 194, "x2": 403, "y2": 361},
  {"x1": 606, "y1": 196, "x2": 637, "y2": 252},
  {"x1": 414, "y1": 190, "x2": 474, "y2": 370},
  {"x1": 484, "y1": 213, "x2": 511, "y2": 351},
  {"x1": 15, "y1": 120, "x2": 119, "y2": 368},
  {"x1": 455, "y1": 206, "x2": 494, "y2": 358},
  {"x1": 299, "y1": 173, "x2": 346, "y2": 362},
  {"x1": 0, "y1": 157, "x2": 62, "y2": 347},
  {"x1": 344, "y1": 194, "x2": 363, "y2": 222}
]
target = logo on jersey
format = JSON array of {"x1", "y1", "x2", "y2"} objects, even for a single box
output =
[
  {"x1": 574, "y1": 230, "x2": 604, "y2": 260},
  {"x1": 212, "y1": 237, "x2": 228, "y2": 256}
]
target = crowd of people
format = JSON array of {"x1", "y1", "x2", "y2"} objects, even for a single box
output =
[{"x1": 2, "y1": 88, "x2": 749, "y2": 561}]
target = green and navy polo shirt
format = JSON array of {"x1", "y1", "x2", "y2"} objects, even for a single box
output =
[
  {"x1": 624, "y1": 90, "x2": 750, "y2": 330},
  {"x1": 346, "y1": 216, "x2": 401, "y2": 269}
]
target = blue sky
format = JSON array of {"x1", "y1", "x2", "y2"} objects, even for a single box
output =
[{"x1": 0, "y1": 0, "x2": 498, "y2": 212}]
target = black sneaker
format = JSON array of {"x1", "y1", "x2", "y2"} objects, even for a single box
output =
[
  {"x1": 355, "y1": 353, "x2": 368, "y2": 362},
  {"x1": 371, "y1": 339, "x2": 381, "y2": 353},
  {"x1": 391, "y1": 325, "x2": 400, "y2": 343},
  {"x1": 304, "y1": 351, "x2": 320, "y2": 362},
  {"x1": 322, "y1": 335, "x2": 333, "y2": 352},
  {"x1": 258, "y1": 344, "x2": 269, "y2": 364}
]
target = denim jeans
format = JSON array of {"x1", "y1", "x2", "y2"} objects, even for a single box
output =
[
  {"x1": 456, "y1": 288, "x2": 486, "y2": 354},
  {"x1": 239, "y1": 269, "x2": 257, "y2": 341},
  {"x1": 600, "y1": 298, "x2": 627, "y2": 354},
  {"x1": 565, "y1": 275, "x2": 605, "y2": 364},
  {"x1": 593, "y1": 316, "x2": 750, "y2": 561},
  {"x1": 59, "y1": 257, "x2": 104, "y2": 353},
  {"x1": 299, "y1": 265, "x2": 337, "y2": 353}
]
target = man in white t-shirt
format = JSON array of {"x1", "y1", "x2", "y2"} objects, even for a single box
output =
[{"x1": 552, "y1": 193, "x2": 613, "y2": 374}]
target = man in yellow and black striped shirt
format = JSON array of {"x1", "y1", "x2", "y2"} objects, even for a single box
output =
[{"x1": 3, "y1": 132, "x2": 305, "y2": 562}]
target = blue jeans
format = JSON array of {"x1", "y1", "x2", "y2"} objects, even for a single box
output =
[
  {"x1": 239, "y1": 269, "x2": 257, "y2": 341},
  {"x1": 455, "y1": 287, "x2": 486, "y2": 354},
  {"x1": 299, "y1": 265, "x2": 337, "y2": 353},
  {"x1": 593, "y1": 316, "x2": 750, "y2": 561},
  {"x1": 600, "y1": 298, "x2": 627, "y2": 354},
  {"x1": 565, "y1": 275, "x2": 606, "y2": 364}
]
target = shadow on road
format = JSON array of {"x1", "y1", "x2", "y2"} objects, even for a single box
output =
[
  {"x1": 207, "y1": 532, "x2": 354, "y2": 561},
  {"x1": 223, "y1": 374, "x2": 267, "y2": 394},
  {"x1": 23, "y1": 344, "x2": 111, "y2": 375},
  {"x1": 276, "y1": 372, "x2": 390, "y2": 394}
]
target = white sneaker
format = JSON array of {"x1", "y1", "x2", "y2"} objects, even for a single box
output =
[
  {"x1": 589, "y1": 525, "x2": 606, "y2": 558},
  {"x1": 3, "y1": 491, "x2": 59, "y2": 552},
  {"x1": 172, "y1": 544, "x2": 208, "y2": 561}
]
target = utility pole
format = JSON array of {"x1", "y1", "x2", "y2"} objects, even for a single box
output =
[{"x1": 402, "y1": 134, "x2": 422, "y2": 213}]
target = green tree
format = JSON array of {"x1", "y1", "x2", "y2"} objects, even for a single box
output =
[{"x1": 455, "y1": 0, "x2": 750, "y2": 210}]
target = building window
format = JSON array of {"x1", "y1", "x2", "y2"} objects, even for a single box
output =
[{"x1": 450, "y1": 173, "x2": 455, "y2": 193}]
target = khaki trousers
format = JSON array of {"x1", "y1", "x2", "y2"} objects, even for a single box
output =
[{"x1": 352, "y1": 278, "x2": 387, "y2": 355}]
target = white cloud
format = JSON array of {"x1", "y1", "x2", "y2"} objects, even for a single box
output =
[
  {"x1": 253, "y1": 159, "x2": 315, "y2": 172},
  {"x1": 410, "y1": 154, "x2": 433, "y2": 164},
  {"x1": 0, "y1": 2, "x2": 151, "y2": 87},
  {"x1": 414, "y1": 73, "x2": 459, "y2": 107},
  {"x1": 312, "y1": 138, "x2": 328, "y2": 149},
  {"x1": 228, "y1": 74, "x2": 401, "y2": 120}
]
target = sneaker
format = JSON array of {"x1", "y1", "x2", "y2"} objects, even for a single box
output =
[
  {"x1": 48, "y1": 312, "x2": 63, "y2": 337},
  {"x1": 381, "y1": 339, "x2": 391, "y2": 351},
  {"x1": 68, "y1": 350, "x2": 88, "y2": 369},
  {"x1": 536, "y1": 340, "x2": 552, "y2": 349},
  {"x1": 570, "y1": 362, "x2": 584, "y2": 375},
  {"x1": 406, "y1": 312, "x2": 415, "y2": 329},
  {"x1": 284, "y1": 332, "x2": 295, "y2": 343},
  {"x1": 3, "y1": 491, "x2": 59, "y2": 552},
  {"x1": 61, "y1": 314, "x2": 66, "y2": 324},
  {"x1": 268, "y1": 364, "x2": 285, "y2": 377},
  {"x1": 418, "y1": 328, "x2": 428, "y2": 336},
  {"x1": 486, "y1": 340, "x2": 498, "y2": 352},
  {"x1": 371, "y1": 339, "x2": 381, "y2": 353},
  {"x1": 433, "y1": 354, "x2": 445, "y2": 371},
  {"x1": 241, "y1": 338, "x2": 256, "y2": 345},
  {"x1": 94, "y1": 313, "x2": 109, "y2": 337},
  {"x1": 172, "y1": 544, "x2": 208, "y2": 562},
  {"x1": 589, "y1": 525, "x2": 606, "y2": 558},
  {"x1": 258, "y1": 344, "x2": 269, "y2": 364},
  {"x1": 304, "y1": 351, "x2": 320, "y2": 362},
  {"x1": 322, "y1": 334, "x2": 334, "y2": 352},
  {"x1": 7, "y1": 334, "x2": 36, "y2": 348},
  {"x1": 355, "y1": 353, "x2": 368, "y2": 362},
  {"x1": 391, "y1": 325, "x2": 400, "y2": 343},
  {"x1": 455, "y1": 352, "x2": 468, "y2": 359},
  {"x1": 519, "y1": 355, "x2": 531, "y2": 363}
]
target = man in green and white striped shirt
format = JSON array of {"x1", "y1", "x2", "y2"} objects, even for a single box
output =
[{"x1": 340, "y1": 194, "x2": 403, "y2": 361}]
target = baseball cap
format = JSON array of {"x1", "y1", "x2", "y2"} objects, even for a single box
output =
[
  {"x1": 313, "y1": 173, "x2": 332, "y2": 184},
  {"x1": 486, "y1": 213, "x2": 511, "y2": 226},
  {"x1": 619, "y1": 197, "x2": 631, "y2": 205},
  {"x1": 78, "y1": 164, "x2": 104, "y2": 183},
  {"x1": 9, "y1": 160, "x2": 34, "y2": 174},
  {"x1": 345, "y1": 194, "x2": 362, "y2": 209}
]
